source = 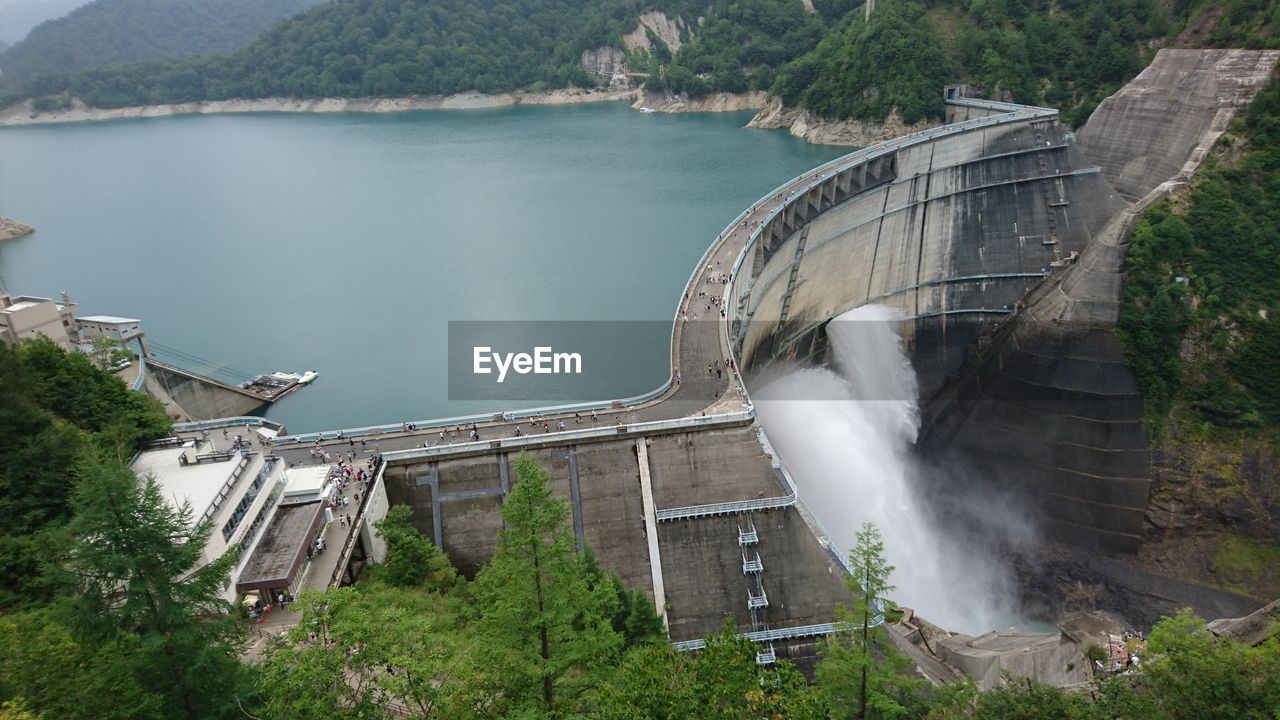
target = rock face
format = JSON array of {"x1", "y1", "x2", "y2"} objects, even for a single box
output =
[
  {"x1": 936, "y1": 630, "x2": 1089, "y2": 690},
  {"x1": 0, "y1": 216, "x2": 35, "y2": 241},
  {"x1": 579, "y1": 47, "x2": 631, "y2": 90},
  {"x1": 1207, "y1": 599, "x2": 1280, "y2": 647},
  {"x1": 746, "y1": 98, "x2": 935, "y2": 146},
  {"x1": 632, "y1": 90, "x2": 767, "y2": 114},
  {"x1": 622, "y1": 11, "x2": 687, "y2": 54}
]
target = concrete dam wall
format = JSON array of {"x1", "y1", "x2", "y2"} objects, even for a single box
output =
[
  {"x1": 731, "y1": 98, "x2": 1124, "y2": 400},
  {"x1": 143, "y1": 357, "x2": 269, "y2": 421},
  {"x1": 921, "y1": 49, "x2": 1279, "y2": 554},
  {"x1": 728, "y1": 50, "x2": 1279, "y2": 555},
  {"x1": 299, "y1": 52, "x2": 1277, "y2": 653},
  {"x1": 379, "y1": 417, "x2": 852, "y2": 653},
  {"x1": 1077, "y1": 48, "x2": 1280, "y2": 202}
]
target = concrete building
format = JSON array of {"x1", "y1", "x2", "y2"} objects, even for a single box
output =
[
  {"x1": 0, "y1": 291, "x2": 77, "y2": 349},
  {"x1": 937, "y1": 629, "x2": 1090, "y2": 689},
  {"x1": 131, "y1": 436, "x2": 321, "y2": 604},
  {"x1": 77, "y1": 315, "x2": 143, "y2": 343}
]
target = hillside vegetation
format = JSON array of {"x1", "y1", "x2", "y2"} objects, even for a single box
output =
[
  {"x1": 1120, "y1": 75, "x2": 1280, "y2": 433},
  {"x1": 1, "y1": 0, "x2": 1251, "y2": 126},
  {"x1": 0, "y1": 0, "x2": 89, "y2": 46},
  {"x1": 0, "y1": 0, "x2": 324, "y2": 85}
]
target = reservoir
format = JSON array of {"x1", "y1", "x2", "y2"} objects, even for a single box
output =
[{"x1": 0, "y1": 102, "x2": 843, "y2": 431}]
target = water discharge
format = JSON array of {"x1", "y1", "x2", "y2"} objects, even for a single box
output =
[{"x1": 754, "y1": 304, "x2": 1021, "y2": 634}]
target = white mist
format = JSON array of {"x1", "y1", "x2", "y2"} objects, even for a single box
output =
[{"x1": 754, "y1": 304, "x2": 1018, "y2": 634}]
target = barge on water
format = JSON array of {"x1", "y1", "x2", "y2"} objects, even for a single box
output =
[{"x1": 241, "y1": 370, "x2": 318, "y2": 399}]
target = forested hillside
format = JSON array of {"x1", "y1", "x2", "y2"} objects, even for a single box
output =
[
  {"x1": 0, "y1": 0, "x2": 325, "y2": 84},
  {"x1": 1121, "y1": 75, "x2": 1280, "y2": 435},
  {"x1": 0, "y1": 0, "x2": 89, "y2": 46},
  {"x1": 1117, "y1": 71, "x2": 1280, "y2": 600},
  {"x1": 4, "y1": 0, "x2": 1279, "y2": 126}
]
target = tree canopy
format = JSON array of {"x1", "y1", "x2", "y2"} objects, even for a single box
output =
[
  {"x1": 0, "y1": 0, "x2": 325, "y2": 85},
  {"x1": 9, "y1": 0, "x2": 1276, "y2": 127}
]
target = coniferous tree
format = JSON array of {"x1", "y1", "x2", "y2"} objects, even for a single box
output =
[
  {"x1": 260, "y1": 585, "x2": 472, "y2": 719},
  {"x1": 816, "y1": 522, "x2": 923, "y2": 720},
  {"x1": 472, "y1": 453, "x2": 622, "y2": 716},
  {"x1": 57, "y1": 457, "x2": 247, "y2": 720},
  {"x1": 373, "y1": 504, "x2": 460, "y2": 593}
]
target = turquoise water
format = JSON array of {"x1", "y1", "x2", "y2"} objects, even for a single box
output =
[{"x1": 0, "y1": 103, "x2": 843, "y2": 431}]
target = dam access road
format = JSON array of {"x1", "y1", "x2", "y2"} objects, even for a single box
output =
[{"x1": 172, "y1": 51, "x2": 1279, "y2": 664}]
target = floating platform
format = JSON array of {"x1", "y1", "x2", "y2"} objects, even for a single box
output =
[{"x1": 241, "y1": 370, "x2": 319, "y2": 400}]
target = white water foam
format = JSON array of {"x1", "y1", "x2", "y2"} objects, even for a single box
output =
[{"x1": 754, "y1": 304, "x2": 1020, "y2": 633}]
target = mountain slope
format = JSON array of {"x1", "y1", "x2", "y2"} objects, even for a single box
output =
[
  {"x1": 4, "y1": 0, "x2": 1276, "y2": 129},
  {"x1": 0, "y1": 0, "x2": 325, "y2": 84},
  {"x1": 0, "y1": 0, "x2": 90, "y2": 45}
]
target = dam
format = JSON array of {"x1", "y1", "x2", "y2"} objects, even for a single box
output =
[{"x1": 167, "y1": 48, "x2": 1276, "y2": 666}]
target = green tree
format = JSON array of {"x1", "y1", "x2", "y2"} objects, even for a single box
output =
[
  {"x1": 57, "y1": 456, "x2": 247, "y2": 720},
  {"x1": 579, "y1": 545, "x2": 665, "y2": 647},
  {"x1": 1139, "y1": 608, "x2": 1280, "y2": 720},
  {"x1": 0, "y1": 609, "x2": 164, "y2": 720},
  {"x1": 14, "y1": 336, "x2": 169, "y2": 457},
  {"x1": 88, "y1": 337, "x2": 133, "y2": 372},
  {"x1": 816, "y1": 522, "x2": 922, "y2": 720},
  {"x1": 373, "y1": 504, "x2": 460, "y2": 592},
  {"x1": 471, "y1": 453, "x2": 622, "y2": 716},
  {"x1": 0, "y1": 337, "x2": 167, "y2": 611},
  {"x1": 260, "y1": 584, "x2": 473, "y2": 719},
  {"x1": 586, "y1": 620, "x2": 823, "y2": 719},
  {"x1": 970, "y1": 675, "x2": 1098, "y2": 719}
]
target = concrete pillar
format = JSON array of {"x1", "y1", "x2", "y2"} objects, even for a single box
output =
[
  {"x1": 635, "y1": 439, "x2": 669, "y2": 631},
  {"x1": 568, "y1": 447, "x2": 584, "y2": 552}
]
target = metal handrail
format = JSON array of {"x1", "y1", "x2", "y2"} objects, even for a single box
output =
[
  {"x1": 197, "y1": 452, "x2": 252, "y2": 527},
  {"x1": 173, "y1": 416, "x2": 286, "y2": 433},
  {"x1": 328, "y1": 456, "x2": 387, "y2": 588},
  {"x1": 671, "y1": 616, "x2": 886, "y2": 652},
  {"x1": 379, "y1": 410, "x2": 753, "y2": 463},
  {"x1": 655, "y1": 492, "x2": 796, "y2": 522}
]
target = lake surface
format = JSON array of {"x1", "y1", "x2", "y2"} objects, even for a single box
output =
[{"x1": 0, "y1": 103, "x2": 844, "y2": 432}]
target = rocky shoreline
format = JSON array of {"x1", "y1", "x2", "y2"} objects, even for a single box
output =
[
  {"x1": 0, "y1": 88, "x2": 928, "y2": 148},
  {"x1": 0, "y1": 216, "x2": 35, "y2": 241},
  {"x1": 0, "y1": 88, "x2": 642, "y2": 127},
  {"x1": 746, "y1": 98, "x2": 937, "y2": 146}
]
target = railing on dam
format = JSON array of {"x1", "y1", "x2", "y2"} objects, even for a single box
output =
[
  {"x1": 671, "y1": 616, "x2": 885, "y2": 652},
  {"x1": 173, "y1": 416, "x2": 287, "y2": 434},
  {"x1": 656, "y1": 492, "x2": 797, "y2": 522},
  {"x1": 378, "y1": 410, "x2": 754, "y2": 463}
]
